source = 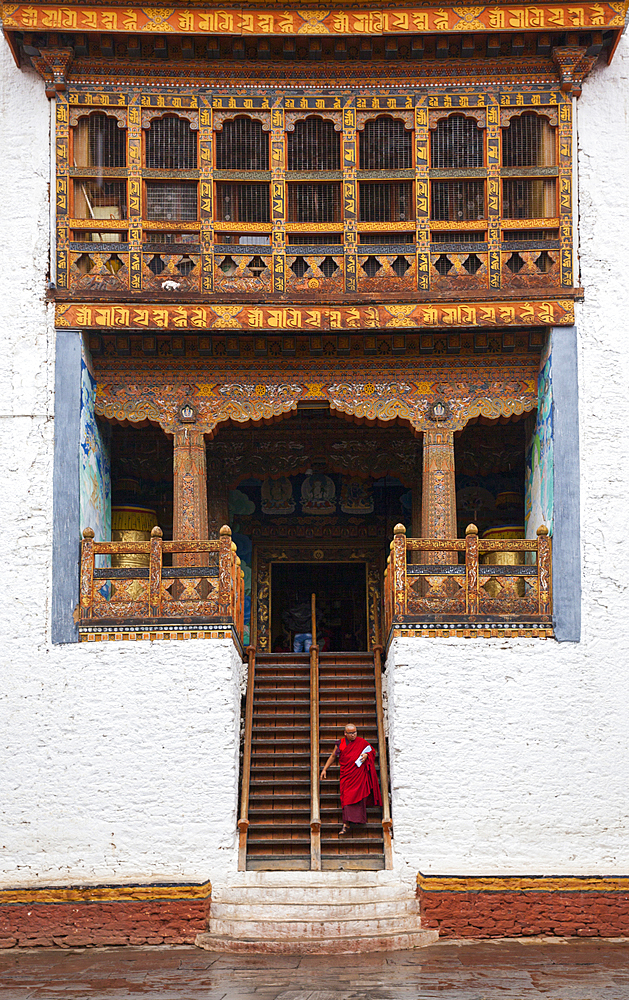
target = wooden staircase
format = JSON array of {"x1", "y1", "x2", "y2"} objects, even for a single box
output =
[{"x1": 242, "y1": 650, "x2": 387, "y2": 871}]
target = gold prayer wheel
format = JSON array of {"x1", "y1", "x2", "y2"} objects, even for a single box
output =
[
  {"x1": 111, "y1": 506, "x2": 158, "y2": 568},
  {"x1": 481, "y1": 525, "x2": 525, "y2": 598}
]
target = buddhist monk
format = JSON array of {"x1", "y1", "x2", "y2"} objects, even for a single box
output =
[{"x1": 320, "y1": 723, "x2": 382, "y2": 835}]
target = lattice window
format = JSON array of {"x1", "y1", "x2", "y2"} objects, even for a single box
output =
[
  {"x1": 145, "y1": 115, "x2": 197, "y2": 169},
  {"x1": 359, "y1": 182, "x2": 413, "y2": 222},
  {"x1": 502, "y1": 113, "x2": 556, "y2": 167},
  {"x1": 215, "y1": 116, "x2": 269, "y2": 170},
  {"x1": 286, "y1": 183, "x2": 342, "y2": 223},
  {"x1": 431, "y1": 231, "x2": 486, "y2": 243},
  {"x1": 502, "y1": 179, "x2": 556, "y2": 219},
  {"x1": 287, "y1": 117, "x2": 340, "y2": 171},
  {"x1": 360, "y1": 232, "x2": 415, "y2": 244},
  {"x1": 431, "y1": 180, "x2": 485, "y2": 221},
  {"x1": 287, "y1": 233, "x2": 343, "y2": 244},
  {"x1": 73, "y1": 113, "x2": 126, "y2": 168},
  {"x1": 73, "y1": 180, "x2": 127, "y2": 220},
  {"x1": 430, "y1": 115, "x2": 483, "y2": 169},
  {"x1": 216, "y1": 183, "x2": 270, "y2": 222},
  {"x1": 359, "y1": 117, "x2": 412, "y2": 169},
  {"x1": 145, "y1": 182, "x2": 198, "y2": 221}
]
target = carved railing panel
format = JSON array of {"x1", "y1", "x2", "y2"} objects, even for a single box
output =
[
  {"x1": 214, "y1": 253, "x2": 273, "y2": 293},
  {"x1": 141, "y1": 253, "x2": 201, "y2": 293},
  {"x1": 357, "y1": 253, "x2": 416, "y2": 294},
  {"x1": 285, "y1": 254, "x2": 344, "y2": 295},
  {"x1": 69, "y1": 250, "x2": 129, "y2": 291},
  {"x1": 78, "y1": 525, "x2": 244, "y2": 638},
  {"x1": 430, "y1": 251, "x2": 488, "y2": 290},
  {"x1": 384, "y1": 523, "x2": 552, "y2": 639}
]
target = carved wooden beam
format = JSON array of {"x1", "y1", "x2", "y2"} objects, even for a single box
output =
[{"x1": 552, "y1": 46, "x2": 598, "y2": 96}]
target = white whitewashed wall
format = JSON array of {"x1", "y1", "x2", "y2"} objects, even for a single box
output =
[{"x1": 0, "y1": 33, "x2": 628, "y2": 889}]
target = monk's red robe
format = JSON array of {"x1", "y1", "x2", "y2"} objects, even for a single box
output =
[{"x1": 335, "y1": 736, "x2": 382, "y2": 824}]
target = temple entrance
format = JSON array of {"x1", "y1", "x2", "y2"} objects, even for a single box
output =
[{"x1": 271, "y1": 561, "x2": 368, "y2": 652}]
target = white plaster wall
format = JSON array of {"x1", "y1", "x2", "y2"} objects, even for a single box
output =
[
  {"x1": 386, "y1": 33, "x2": 629, "y2": 878},
  {"x1": 0, "y1": 44, "x2": 242, "y2": 887},
  {"x1": 1, "y1": 31, "x2": 629, "y2": 891}
]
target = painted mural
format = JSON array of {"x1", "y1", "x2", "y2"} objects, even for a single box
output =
[
  {"x1": 525, "y1": 339, "x2": 553, "y2": 537},
  {"x1": 80, "y1": 346, "x2": 111, "y2": 557}
]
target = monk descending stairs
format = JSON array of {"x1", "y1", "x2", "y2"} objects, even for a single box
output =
[{"x1": 195, "y1": 648, "x2": 438, "y2": 952}]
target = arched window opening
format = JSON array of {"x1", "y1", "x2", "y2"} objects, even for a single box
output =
[
  {"x1": 73, "y1": 113, "x2": 126, "y2": 168},
  {"x1": 145, "y1": 115, "x2": 197, "y2": 169},
  {"x1": 359, "y1": 116, "x2": 412, "y2": 170},
  {"x1": 430, "y1": 114, "x2": 483, "y2": 169},
  {"x1": 502, "y1": 112, "x2": 556, "y2": 167},
  {"x1": 287, "y1": 117, "x2": 340, "y2": 171},
  {"x1": 216, "y1": 116, "x2": 269, "y2": 170}
]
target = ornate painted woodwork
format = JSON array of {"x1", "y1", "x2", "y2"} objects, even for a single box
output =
[
  {"x1": 78, "y1": 524, "x2": 245, "y2": 639},
  {"x1": 383, "y1": 523, "x2": 553, "y2": 640},
  {"x1": 5, "y1": 1, "x2": 621, "y2": 641}
]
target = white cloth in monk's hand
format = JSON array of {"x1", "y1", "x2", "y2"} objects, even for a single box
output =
[{"x1": 355, "y1": 745, "x2": 372, "y2": 767}]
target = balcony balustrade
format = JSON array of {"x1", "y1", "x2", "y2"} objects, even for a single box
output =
[
  {"x1": 383, "y1": 523, "x2": 552, "y2": 640},
  {"x1": 77, "y1": 524, "x2": 245, "y2": 644}
]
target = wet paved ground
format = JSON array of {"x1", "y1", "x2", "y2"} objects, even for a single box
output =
[{"x1": 1, "y1": 940, "x2": 629, "y2": 1000}]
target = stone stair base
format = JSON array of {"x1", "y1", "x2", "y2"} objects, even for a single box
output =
[{"x1": 194, "y1": 871, "x2": 439, "y2": 955}]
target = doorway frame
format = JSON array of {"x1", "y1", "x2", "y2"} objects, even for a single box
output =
[{"x1": 252, "y1": 541, "x2": 384, "y2": 652}]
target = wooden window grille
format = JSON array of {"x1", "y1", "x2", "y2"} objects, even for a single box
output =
[
  {"x1": 215, "y1": 233, "x2": 272, "y2": 245},
  {"x1": 287, "y1": 233, "x2": 343, "y2": 244},
  {"x1": 73, "y1": 113, "x2": 126, "y2": 167},
  {"x1": 502, "y1": 179, "x2": 556, "y2": 219},
  {"x1": 146, "y1": 182, "x2": 198, "y2": 221},
  {"x1": 360, "y1": 232, "x2": 415, "y2": 244},
  {"x1": 73, "y1": 180, "x2": 127, "y2": 220},
  {"x1": 215, "y1": 116, "x2": 269, "y2": 170},
  {"x1": 502, "y1": 112, "x2": 556, "y2": 167},
  {"x1": 359, "y1": 117, "x2": 412, "y2": 169},
  {"x1": 286, "y1": 183, "x2": 342, "y2": 223},
  {"x1": 216, "y1": 183, "x2": 270, "y2": 222},
  {"x1": 73, "y1": 229, "x2": 127, "y2": 243},
  {"x1": 358, "y1": 182, "x2": 413, "y2": 222},
  {"x1": 145, "y1": 115, "x2": 197, "y2": 169},
  {"x1": 287, "y1": 117, "x2": 340, "y2": 171},
  {"x1": 431, "y1": 231, "x2": 486, "y2": 243},
  {"x1": 430, "y1": 115, "x2": 483, "y2": 169},
  {"x1": 143, "y1": 232, "x2": 198, "y2": 244},
  {"x1": 431, "y1": 180, "x2": 485, "y2": 221},
  {"x1": 503, "y1": 229, "x2": 559, "y2": 241}
]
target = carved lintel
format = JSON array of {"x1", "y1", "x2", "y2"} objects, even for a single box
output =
[
  {"x1": 552, "y1": 46, "x2": 597, "y2": 96},
  {"x1": 33, "y1": 48, "x2": 73, "y2": 96}
]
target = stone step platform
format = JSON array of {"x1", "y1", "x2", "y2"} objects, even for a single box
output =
[{"x1": 195, "y1": 871, "x2": 439, "y2": 955}]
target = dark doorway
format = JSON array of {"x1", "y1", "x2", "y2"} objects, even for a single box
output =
[{"x1": 271, "y1": 562, "x2": 367, "y2": 652}]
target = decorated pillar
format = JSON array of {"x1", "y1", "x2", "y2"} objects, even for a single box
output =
[
  {"x1": 421, "y1": 428, "x2": 457, "y2": 560},
  {"x1": 173, "y1": 428, "x2": 208, "y2": 549}
]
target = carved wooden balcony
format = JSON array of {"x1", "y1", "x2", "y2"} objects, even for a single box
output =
[
  {"x1": 64, "y1": 242, "x2": 562, "y2": 302},
  {"x1": 77, "y1": 524, "x2": 245, "y2": 644},
  {"x1": 383, "y1": 523, "x2": 552, "y2": 641}
]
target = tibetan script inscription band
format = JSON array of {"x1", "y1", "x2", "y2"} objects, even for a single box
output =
[
  {"x1": 4, "y1": 5, "x2": 625, "y2": 35},
  {"x1": 56, "y1": 299, "x2": 575, "y2": 332}
]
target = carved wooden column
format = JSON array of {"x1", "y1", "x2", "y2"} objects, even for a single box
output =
[
  {"x1": 421, "y1": 428, "x2": 457, "y2": 562},
  {"x1": 173, "y1": 429, "x2": 208, "y2": 562}
]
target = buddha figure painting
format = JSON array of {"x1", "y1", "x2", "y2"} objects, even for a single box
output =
[
  {"x1": 300, "y1": 474, "x2": 336, "y2": 515},
  {"x1": 340, "y1": 477, "x2": 374, "y2": 515},
  {"x1": 261, "y1": 476, "x2": 296, "y2": 515}
]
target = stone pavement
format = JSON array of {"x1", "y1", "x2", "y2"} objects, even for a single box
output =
[{"x1": 0, "y1": 939, "x2": 628, "y2": 1000}]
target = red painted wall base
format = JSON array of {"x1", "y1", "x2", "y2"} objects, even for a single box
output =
[
  {"x1": 417, "y1": 874, "x2": 629, "y2": 939},
  {"x1": 0, "y1": 883, "x2": 211, "y2": 948}
]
